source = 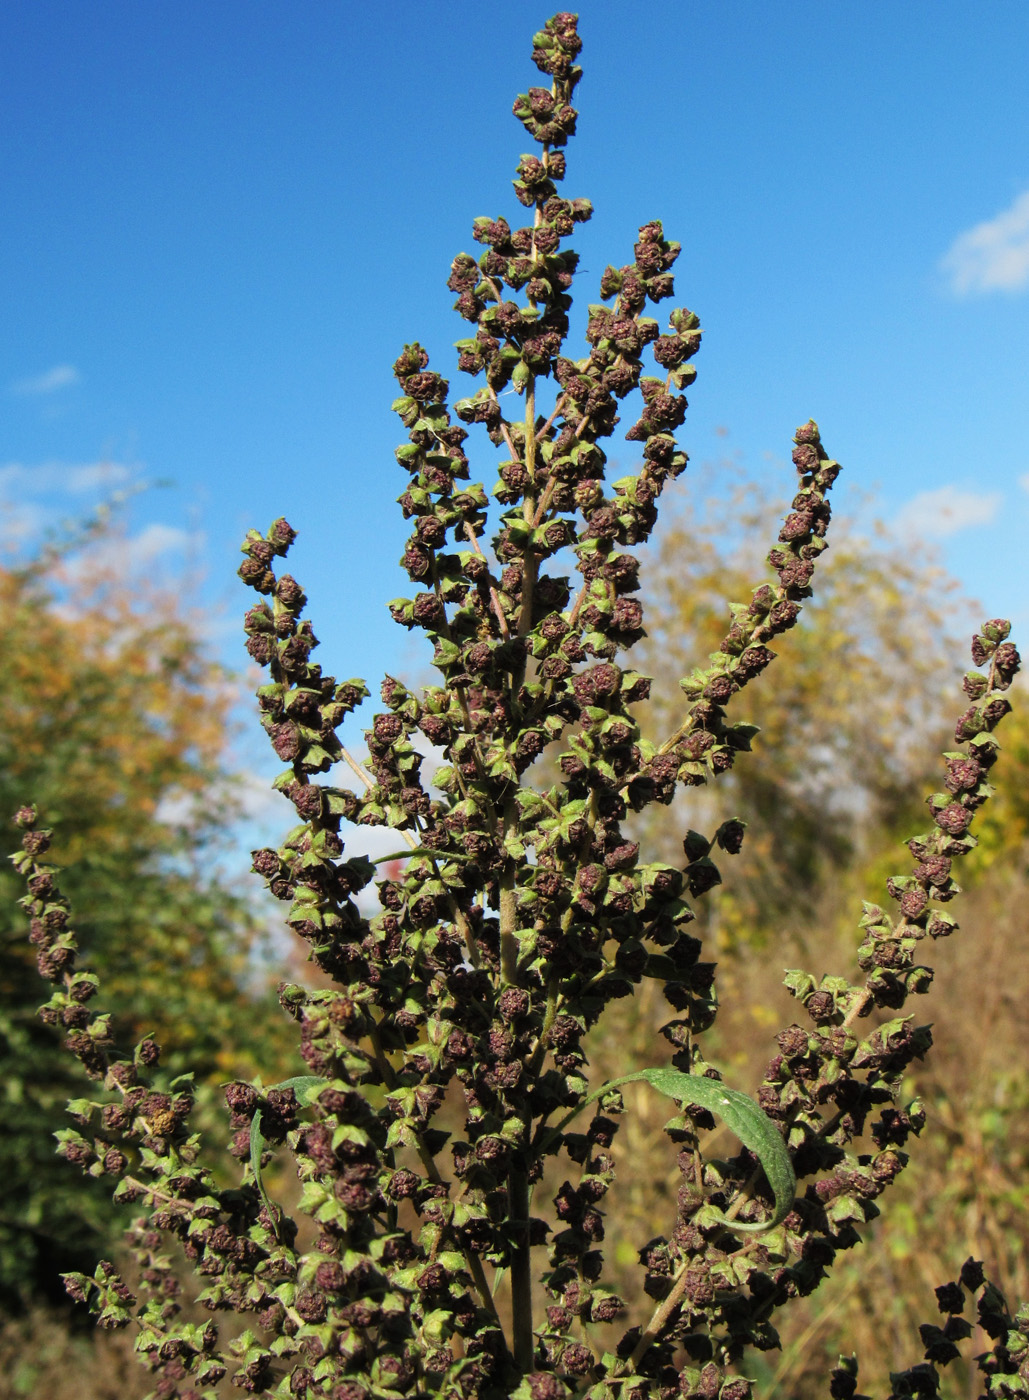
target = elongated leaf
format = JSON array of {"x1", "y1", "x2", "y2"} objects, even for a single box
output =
[
  {"x1": 372, "y1": 847, "x2": 473, "y2": 865},
  {"x1": 249, "y1": 1076, "x2": 328, "y2": 1214},
  {"x1": 267, "y1": 1074, "x2": 328, "y2": 1105},
  {"x1": 549, "y1": 1067, "x2": 795, "y2": 1234},
  {"x1": 249, "y1": 1108, "x2": 271, "y2": 1214}
]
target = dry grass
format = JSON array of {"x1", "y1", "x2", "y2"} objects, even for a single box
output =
[
  {"x1": 0, "y1": 1308, "x2": 137, "y2": 1400},
  {"x1": 576, "y1": 845, "x2": 1029, "y2": 1398}
]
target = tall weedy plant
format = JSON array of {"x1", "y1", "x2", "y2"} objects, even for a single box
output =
[{"x1": 13, "y1": 13, "x2": 1026, "y2": 1400}]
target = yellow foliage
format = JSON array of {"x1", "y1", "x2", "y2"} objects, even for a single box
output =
[{"x1": 635, "y1": 461, "x2": 975, "y2": 944}]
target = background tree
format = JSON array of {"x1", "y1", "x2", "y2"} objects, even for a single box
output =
[
  {"x1": 633, "y1": 461, "x2": 971, "y2": 946},
  {"x1": 0, "y1": 519, "x2": 290, "y2": 1315}
]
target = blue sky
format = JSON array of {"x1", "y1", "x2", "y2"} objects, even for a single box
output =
[{"x1": 3, "y1": 0, "x2": 1028, "y2": 753}]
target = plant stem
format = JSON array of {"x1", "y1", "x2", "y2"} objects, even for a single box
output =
[
  {"x1": 517, "y1": 376, "x2": 539, "y2": 641},
  {"x1": 499, "y1": 805, "x2": 519, "y2": 986},
  {"x1": 463, "y1": 521, "x2": 511, "y2": 637},
  {"x1": 509, "y1": 1159, "x2": 534, "y2": 1373}
]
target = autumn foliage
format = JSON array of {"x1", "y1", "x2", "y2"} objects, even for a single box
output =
[{"x1": 0, "y1": 530, "x2": 282, "y2": 1313}]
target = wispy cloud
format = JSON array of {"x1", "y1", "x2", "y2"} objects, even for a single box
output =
[
  {"x1": 86, "y1": 522, "x2": 192, "y2": 571},
  {"x1": 51, "y1": 523, "x2": 200, "y2": 597},
  {"x1": 1019, "y1": 472, "x2": 1029, "y2": 495},
  {"x1": 895, "y1": 485, "x2": 1002, "y2": 539},
  {"x1": 0, "y1": 459, "x2": 131, "y2": 495},
  {"x1": 0, "y1": 459, "x2": 136, "y2": 554},
  {"x1": 0, "y1": 500, "x2": 47, "y2": 546},
  {"x1": 8, "y1": 363, "x2": 82, "y2": 396},
  {"x1": 940, "y1": 191, "x2": 1029, "y2": 295}
]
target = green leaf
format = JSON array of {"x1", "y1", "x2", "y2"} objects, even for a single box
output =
[
  {"x1": 249, "y1": 1108, "x2": 272, "y2": 1215},
  {"x1": 369, "y1": 846, "x2": 473, "y2": 866},
  {"x1": 265, "y1": 1074, "x2": 327, "y2": 1105},
  {"x1": 250, "y1": 1076, "x2": 327, "y2": 1214},
  {"x1": 547, "y1": 1067, "x2": 795, "y2": 1234}
]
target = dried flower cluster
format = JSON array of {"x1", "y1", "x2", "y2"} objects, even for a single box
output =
[{"x1": 11, "y1": 12, "x2": 1025, "y2": 1400}]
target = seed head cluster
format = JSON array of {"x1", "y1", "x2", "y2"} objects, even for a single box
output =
[{"x1": 11, "y1": 13, "x2": 1024, "y2": 1400}]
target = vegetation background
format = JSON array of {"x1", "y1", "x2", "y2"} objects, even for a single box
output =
[
  {"x1": 2, "y1": 468, "x2": 1025, "y2": 1399},
  {"x1": 0, "y1": 520, "x2": 294, "y2": 1395},
  {"x1": 3, "y1": 6, "x2": 1027, "y2": 1396}
]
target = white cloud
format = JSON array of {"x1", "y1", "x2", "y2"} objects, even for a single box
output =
[
  {"x1": 940, "y1": 190, "x2": 1029, "y2": 295},
  {"x1": 154, "y1": 788, "x2": 204, "y2": 830},
  {"x1": 0, "y1": 499, "x2": 47, "y2": 546},
  {"x1": 0, "y1": 459, "x2": 139, "y2": 557},
  {"x1": 894, "y1": 485, "x2": 1002, "y2": 539},
  {"x1": 0, "y1": 459, "x2": 131, "y2": 495},
  {"x1": 48, "y1": 523, "x2": 197, "y2": 596},
  {"x1": 1020, "y1": 472, "x2": 1029, "y2": 495},
  {"x1": 9, "y1": 364, "x2": 82, "y2": 395},
  {"x1": 88, "y1": 522, "x2": 192, "y2": 570}
]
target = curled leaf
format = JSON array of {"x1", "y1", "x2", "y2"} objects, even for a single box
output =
[
  {"x1": 250, "y1": 1075, "x2": 327, "y2": 1215},
  {"x1": 550, "y1": 1066, "x2": 795, "y2": 1233}
]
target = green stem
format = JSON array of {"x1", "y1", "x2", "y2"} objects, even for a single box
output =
[
  {"x1": 509, "y1": 1160, "x2": 534, "y2": 1373},
  {"x1": 370, "y1": 1023, "x2": 503, "y2": 1330},
  {"x1": 499, "y1": 793, "x2": 519, "y2": 986},
  {"x1": 514, "y1": 375, "x2": 539, "y2": 645}
]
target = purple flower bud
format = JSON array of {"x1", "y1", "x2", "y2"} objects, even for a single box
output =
[
  {"x1": 778, "y1": 557, "x2": 815, "y2": 589},
  {"x1": 983, "y1": 697, "x2": 1011, "y2": 727},
  {"x1": 944, "y1": 757, "x2": 981, "y2": 792},
  {"x1": 403, "y1": 370, "x2": 449, "y2": 403},
  {"x1": 560, "y1": 1342, "x2": 593, "y2": 1376},
  {"x1": 38, "y1": 945, "x2": 73, "y2": 980},
  {"x1": 246, "y1": 633, "x2": 275, "y2": 664},
  {"x1": 270, "y1": 721, "x2": 302, "y2": 762},
  {"x1": 935, "y1": 1281, "x2": 965, "y2": 1314},
  {"x1": 225, "y1": 1082, "x2": 260, "y2": 1119},
  {"x1": 372, "y1": 713, "x2": 403, "y2": 743},
  {"x1": 603, "y1": 841, "x2": 638, "y2": 871},
  {"x1": 935, "y1": 802, "x2": 970, "y2": 835},
  {"x1": 704, "y1": 674, "x2": 736, "y2": 702},
  {"x1": 779, "y1": 511, "x2": 814, "y2": 542},
  {"x1": 900, "y1": 887, "x2": 929, "y2": 920},
  {"x1": 246, "y1": 538, "x2": 274, "y2": 564},
  {"x1": 715, "y1": 819, "x2": 746, "y2": 855},
  {"x1": 736, "y1": 645, "x2": 775, "y2": 678},
  {"x1": 767, "y1": 599, "x2": 800, "y2": 633},
  {"x1": 499, "y1": 988, "x2": 530, "y2": 1022},
  {"x1": 251, "y1": 848, "x2": 281, "y2": 878},
  {"x1": 792, "y1": 443, "x2": 820, "y2": 472},
  {"x1": 275, "y1": 574, "x2": 306, "y2": 612},
  {"x1": 994, "y1": 640, "x2": 1020, "y2": 678},
  {"x1": 611, "y1": 597, "x2": 643, "y2": 632},
  {"x1": 267, "y1": 518, "x2": 296, "y2": 554},
  {"x1": 776, "y1": 1025, "x2": 809, "y2": 1057},
  {"x1": 294, "y1": 1292, "x2": 326, "y2": 1322},
  {"x1": 914, "y1": 854, "x2": 952, "y2": 886},
  {"x1": 27, "y1": 870, "x2": 55, "y2": 897},
  {"x1": 683, "y1": 1267, "x2": 715, "y2": 1305}
]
